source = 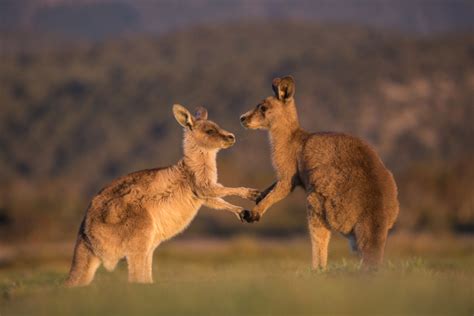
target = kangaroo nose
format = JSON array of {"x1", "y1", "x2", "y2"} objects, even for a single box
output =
[
  {"x1": 226, "y1": 134, "x2": 235, "y2": 142},
  {"x1": 240, "y1": 115, "x2": 246, "y2": 123}
]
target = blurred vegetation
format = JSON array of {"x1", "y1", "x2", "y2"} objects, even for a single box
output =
[
  {"x1": 1, "y1": 235, "x2": 473, "y2": 315},
  {"x1": 0, "y1": 22, "x2": 473, "y2": 241}
]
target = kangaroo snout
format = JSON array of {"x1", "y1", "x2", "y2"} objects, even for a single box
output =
[
  {"x1": 222, "y1": 133, "x2": 236, "y2": 147},
  {"x1": 226, "y1": 134, "x2": 235, "y2": 143},
  {"x1": 240, "y1": 114, "x2": 249, "y2": 127}
]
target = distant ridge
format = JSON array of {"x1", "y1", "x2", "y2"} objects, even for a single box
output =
[{"x1": 1, "y1": 0, "x2": 473, "y2": 38}]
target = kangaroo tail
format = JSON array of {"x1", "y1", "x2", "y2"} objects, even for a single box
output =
[{"x1": 65, "y1": 235, "x2": 100, "y2": 287}]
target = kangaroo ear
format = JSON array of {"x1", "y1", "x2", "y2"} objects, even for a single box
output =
[
  {"x1": 173, "y1": 104, "x2": 195, "y2": 129},
  {"x1": 195, "y1": 106, "x2": 208, "y2": 120},
  {"x1": 272, "y1": 76, "x2": 295, "y2": 102}
]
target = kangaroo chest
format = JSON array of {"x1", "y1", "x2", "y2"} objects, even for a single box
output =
[{"x1": 147, "y1": 186, "x2": 203, "y2": 242}]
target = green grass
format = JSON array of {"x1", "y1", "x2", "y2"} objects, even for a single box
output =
[{"x1": 1, "y1": 235, "x2": 473, "y2": 315}]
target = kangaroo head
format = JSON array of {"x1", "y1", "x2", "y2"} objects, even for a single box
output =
[
  {"x1": 173, "y1": 104, "x2": 236, "y2": 150},
  {"x1": 240, "y1": 75, "x2": 297, "y2": 130}
]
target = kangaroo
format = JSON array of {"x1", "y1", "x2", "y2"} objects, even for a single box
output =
[
  {"x1": 66, "y1": 104, "x2": 259, "y2": 286},
  {"x1": 240, "y1": 76, "x2": 399, "y2": 268}
]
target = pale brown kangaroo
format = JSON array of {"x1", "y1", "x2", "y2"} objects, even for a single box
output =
[
  {"x1": 66, "y1": 104, "x2": 259, "y2": 286},
  {"x1": 240, "y1": 76, "x2": 399, "y2": 268}
]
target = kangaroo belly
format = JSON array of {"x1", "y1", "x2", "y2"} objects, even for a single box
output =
[
  {"x1": 305, "y1": 166, "x2": 371, "y2": 234},
  {"x1": 148, "y1": 194, "x2": 203, "y2": 242}
]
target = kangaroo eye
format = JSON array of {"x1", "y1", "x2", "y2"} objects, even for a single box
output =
[
  {"x1": 206, "y1": 129, "x2": 215, "y2": 135},
  {"x1": 260, "y1": 105, "x2": 268, "y2": 113}
]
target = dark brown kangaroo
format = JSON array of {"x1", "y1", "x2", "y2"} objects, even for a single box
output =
[{"x1": 240, "y1": 76, "x2": 399, "y2": 268}]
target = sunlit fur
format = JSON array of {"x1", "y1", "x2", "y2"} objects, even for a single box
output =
[
  {"x1": 240, "y1": 76, "x2": 399, "y2": 268},
  {"x1": 65, "y1": 104, "x2": 259, "y2": 287}
]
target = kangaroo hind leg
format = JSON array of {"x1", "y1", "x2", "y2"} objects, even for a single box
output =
[
  {"x1": 307, "y1": 193, "x2": 331, "y2": 270},
  {"x1": 127, "y1": 251, "x2": 154, "y2": 284}
]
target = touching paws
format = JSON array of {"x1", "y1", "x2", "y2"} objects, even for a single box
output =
[
  {"x1": 244, "y1": 188, "x2": 261, "y2": 201},
  {"x1": 239, "y1": 210, "x2": 261, "y2": 223}
]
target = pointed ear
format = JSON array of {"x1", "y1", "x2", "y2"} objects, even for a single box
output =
[
  {"x1": 173, "y1": 104, "x2": 195, "y2": 129},
  {"x1": 195, "y1": 106, "x2": 208, "y2": 120},
  {"x1": 272, "y1": 76, "x2": 295, "y2": 102}
]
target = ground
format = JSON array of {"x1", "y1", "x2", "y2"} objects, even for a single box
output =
[{"x1": 1, "y1": 234, "x2": 473, "y2": 315}]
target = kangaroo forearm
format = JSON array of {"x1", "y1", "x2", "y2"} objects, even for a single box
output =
[
  {"x1": 257, "y1": 182, "x2": 277, "y2": 203},
  {"x1": 254, "y1": 180, "x2": 291, "y2": 214},
  {"x1": 197, "y1": 184, "x2": 250, "y2": 199},
  {"x1": 263, "y1": 182, "x2": 277, "y2": 195},
  {"x1": 204, "y1": 198, "x2": 243, "y2": 213},
  {"x1": 214, "y1": 185, "x2": 247, "y2": 198}
]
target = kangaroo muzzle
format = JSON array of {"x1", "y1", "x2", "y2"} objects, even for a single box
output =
[
  {"x1": 240, "y1": 113, "x2": 251, "y2": 128},
  {"x1": 222, "y1": 133, "x2": 236, "y2": 147}
]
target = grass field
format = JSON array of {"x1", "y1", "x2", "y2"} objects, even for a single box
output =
[{"x1": 1, "y1": 234, "x2": 473, "y2": 315}]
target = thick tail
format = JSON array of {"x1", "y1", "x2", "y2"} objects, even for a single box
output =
[{"x1": 65, "y1": 236, "x2": 101, "y2": 287}]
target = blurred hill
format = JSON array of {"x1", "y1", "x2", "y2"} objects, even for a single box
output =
[
  {"x1": 1, "y1": 0, "x2": 474, "y2": 39},
  {"x1": 0, "y1": 22, "x2": 473, "y2": 241}
]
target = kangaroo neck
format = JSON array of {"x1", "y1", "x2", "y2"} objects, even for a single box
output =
[
  {"x1": 182, "y1": 141, "x2": 218, "y2": 184},
  {"x1": 268, "y1": 100, "x2": 301, "y2": 142},
  {"x1": 268, "y1": 122, "x2": 304, "y2": 174},
  {"x1": 268, "y1": 104, "x2": 303, "y2": 150}
]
